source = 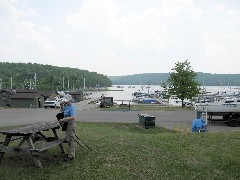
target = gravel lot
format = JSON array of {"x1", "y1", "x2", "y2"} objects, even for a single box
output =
[{"x1": 0, "y1": 100, "x2": 240, "y2": 132}]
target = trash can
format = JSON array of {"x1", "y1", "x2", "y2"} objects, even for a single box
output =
[{"x1": 138, "y1": 114, "x2": 155, "y2": 129}]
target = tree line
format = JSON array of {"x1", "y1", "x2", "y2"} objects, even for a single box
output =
[
  {"x1": 0, "y1": 62, "x2": 112, "y2": 90},
  {"x1": 109, "y1": 72, "x2": 240, "y2": 86}
]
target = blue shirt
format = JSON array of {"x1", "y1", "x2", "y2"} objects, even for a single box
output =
[{"x1": 63, "y1": 104, "x2": 76, "y2": 118}]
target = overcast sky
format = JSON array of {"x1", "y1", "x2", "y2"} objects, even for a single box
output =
[{"x1": 0, "y1": 0, "x2": 239, "y2": 76}]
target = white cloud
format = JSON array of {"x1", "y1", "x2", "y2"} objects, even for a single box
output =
[
  {"x1": 41, "y1": 26, "x2": 53, "y2": 33},
  {"x1": 0, "y1": 0, "x2": 24, "y2": 19},
  {"x1": 63, "y1": 33, "x2": 73, "y2": 48},
  {"x1": 204, "y1": 41, "x2": 226, "y2": 57},
  {"x1": 65, "y1": 0, "x2": 123, "y2": 29},
  {"x1": 0, "y1": 42, "x2": 22, "y2": 56},
  {"x1": 65, "y1": 0, "x2": 204, "y2": 53},
  {"x1": 0, "y1": 0, "x2": 240, "y2": 75},
  {"x1": 227, "y1": 9, "x2": 240, "y2": 25},
  {"x1": 0, "y1": 42, "x2": 13, "y2": 54},
  {"x1": 213, "y1": 4, "x2": 225, "y2": 12},
  {"x1": 0, "y1": 0, "x2": 56, "y2": 55},
  {"x1": 189, "y1": 7, "x2": 204, "y2": 21},
  {"x1": 14, "y1": 21, "x2": 55, "y2": 52},
  {"x1": 116, "y1": 7, "x2": 169, "y2": 48}
]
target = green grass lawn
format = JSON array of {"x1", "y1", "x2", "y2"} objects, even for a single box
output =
[{"x1": 0, "y1": 122, "x2": 240, "y2": 180}]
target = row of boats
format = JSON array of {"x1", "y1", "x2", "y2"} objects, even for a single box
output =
[
  {"x1": 131, "y1": 90, "x2": 240, "y2": 113},
  {"x1": 195, "y1": 97, "x2": 240, "y2": 113},
  {"x1": 132, "y1": 90, "x2": 240, "y2": 126},
  {"x1": 131, "y1": 91, "x2": 192, "y2": 106},
  {"x1": 113, "y1": 85, "x2": 240, "y2": 126},
  {"x1": 132, "y1": 91, "x2": 161, "y2": 104},
  {"x1": 195, "y1": 93, "x2": 240, "y2": 127}
]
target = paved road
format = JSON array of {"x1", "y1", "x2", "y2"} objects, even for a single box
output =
[{"x1": 0, "y1": 99, "x2": 240, "y2": 132}]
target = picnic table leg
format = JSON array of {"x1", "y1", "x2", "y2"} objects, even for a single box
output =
[
  {"x1": 15, "y1": 137, "x2": 27, "y2": 149},
  {"x1": 0, "y1": 135, "x2": 12, "y2": 162},
  {"x1": 37, "y1": 132, "x2": 48, "y2": 140},
  {"x1": 52, "y1": 128, "x2": 65, "y2": 154},
  {"x1": 25, "y1": 137, "x2": 42, "y2": 167}
]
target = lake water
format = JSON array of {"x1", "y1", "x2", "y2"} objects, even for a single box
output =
[{"x1": 89, "y1": 85, "x2": 240, "y2": 102}]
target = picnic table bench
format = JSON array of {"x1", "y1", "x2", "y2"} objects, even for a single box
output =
[{"x1": 0, "y1": 121, "x2": 65, "y2": 167}]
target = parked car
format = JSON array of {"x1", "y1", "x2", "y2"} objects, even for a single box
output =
[{"x1": 44, "y1": 98, "x2": 61, "y2": 108}]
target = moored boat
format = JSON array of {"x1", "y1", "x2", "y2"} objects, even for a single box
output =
[{"x1": 195, "y1": 98, "x2": 240, "y2": 113}]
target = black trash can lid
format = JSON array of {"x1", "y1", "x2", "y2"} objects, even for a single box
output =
[{"x1": 138, "y1": 114, "x2": 155, "y2": 117}]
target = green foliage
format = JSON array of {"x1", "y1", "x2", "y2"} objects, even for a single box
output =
[
  {"x1": 109, "y1": 73, "x2": 240, "y2": 86},
  {"x1": 0, "y1": 122, "x2": 240, "y2": 179},
  {"x1": 0, "y1": 62, "x2": 112, "y2": 90},
  {"x1": 109, "y1": 73, "x2": 170, "y2": 85},
  {"x1": 166, "y1": 60, "x2": 200, "y2": 107}
]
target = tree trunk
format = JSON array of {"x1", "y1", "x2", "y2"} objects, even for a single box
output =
[{"x1": 181, "y1": 100, "x2": 185, "y2": 108}]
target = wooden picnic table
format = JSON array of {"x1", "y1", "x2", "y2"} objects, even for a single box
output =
[{"x1": 0, "y1": 121, "x2": 65, "y2": 167}]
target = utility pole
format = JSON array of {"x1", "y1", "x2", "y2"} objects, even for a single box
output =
[
  {"x1": 10, "y1": 77, "x2": 12, "y2": 89},
  {"x1": 228, "y1": 73, "x2": 231, "y2": 93},
  {"x1": 34, "y1": 73, "x2": 36, "y2": 90},
  {"x1": 202, "y1": 72, "x2": 205, "y2": 89},
  {"x1": 30, "y1": 78, "x2": 32, "y2": 90},
  {"x1": 63, "y1": 76, "x2": 65, "y2": 91},
  {"x1": 147, "y1": 83, "x2": 150, "y2": 97},
  {"x1": 84, "y1": 78, "x2": 86, "y2": 90},
  {"x1": 0, "y1": 78, "x2": 2, "y2": 89},
  {"x1": 238, "y1": 80, "x2": 240, "y2": 94}
]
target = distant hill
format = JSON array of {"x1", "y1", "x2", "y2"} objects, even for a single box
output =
[
  {"x1": 0, "y1": 62, "x2": 112, "y2": 90},
  {"x1": 108, "y1": 73, "x2": 240, "y2": 86}
]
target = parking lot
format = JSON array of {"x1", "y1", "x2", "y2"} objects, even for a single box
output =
[{"x1": 0, "y1": 100, "x2": 240, "y2": 132}]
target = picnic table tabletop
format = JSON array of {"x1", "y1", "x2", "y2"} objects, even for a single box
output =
[
  {"x1": 0, "y1": 121, "x2": 60, "y2": 135},
  {"x1": 0, "y1": 121, "x2": 65, "y2": 167}
]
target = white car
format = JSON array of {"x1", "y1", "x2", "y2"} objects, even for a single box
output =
[{"x1": 44, "y1": 98, "x2": 61, "y2": 108}]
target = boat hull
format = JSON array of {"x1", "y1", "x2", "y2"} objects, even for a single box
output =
[{"x1": 195, "y1": 103, "x2": 240, "y2": 113}]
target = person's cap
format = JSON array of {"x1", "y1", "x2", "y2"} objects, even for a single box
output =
[{"x1": 61, "y1": 94, "x2": 72, "y2": 103}]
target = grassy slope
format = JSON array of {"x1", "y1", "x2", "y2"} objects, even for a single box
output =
[{"x1": 0, "y1": 122, "x2": 240, "y2": 180}]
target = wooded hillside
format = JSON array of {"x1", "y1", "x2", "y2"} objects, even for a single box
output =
[
  {"x1": 109, "y1": 73, "x2": 240, "y2": 86},
  {"x1": 0, "y1": 62, "x2": 112, "y2": 90}
]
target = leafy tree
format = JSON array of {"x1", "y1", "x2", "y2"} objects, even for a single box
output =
[
  {"x1": 165, "y1": 60, "x2": 200, "y2": 107},
  {"x1": 0, "y1": 62, "x2": 112, "y2": 90}
]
